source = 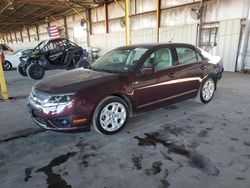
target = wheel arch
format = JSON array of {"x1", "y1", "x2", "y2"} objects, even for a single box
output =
[
  {"x1": 110, "y1": 93, "x2": 134, "y2": 117},
  {"x1": 207, "y1": 74, "x2": 217, "y2": 90}
]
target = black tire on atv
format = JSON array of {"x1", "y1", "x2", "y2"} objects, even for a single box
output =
[
  {"x1": 3, "y1": 61, "x2": 12, "y2": 71},
  {"x1": 76, "y1": 59, "x2": 90, "y2": 69},
  {"x1": 27, "y1": 64, "x2": 45, "y2": 80},
  {"x1": 17, "y1": 62, "x2": 28, "y2": 77},
  {"x1": 72, "y1": 51, "x2": 83, "y2": 68}
]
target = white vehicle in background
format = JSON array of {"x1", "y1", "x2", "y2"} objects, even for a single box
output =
[
  {"x1": 0, "y1": 44, "x2": 14, "y2": 55},
  {"x1": 4, "y1": 49, "x2": 33, "y2": 71}
]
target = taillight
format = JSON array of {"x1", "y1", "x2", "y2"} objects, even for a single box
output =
[
  {"x1": 1, "y1": 55, "x2": 5, "y2": 64},
  {"x1": 10, "y1": 49, "x2": 14, "y2": 54}
]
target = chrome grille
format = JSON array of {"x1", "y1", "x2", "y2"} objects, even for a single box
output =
[{"x1": 32, "y1": 88, "x2": 50, "y2": 100}]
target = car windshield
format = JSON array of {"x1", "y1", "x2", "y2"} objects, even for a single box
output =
[
  {"x1": 90, "y1": 47, "x2": 148, "y2": 73},
  {"x1": 14, "y1": 49, "x2": 23, "y2": 55}
]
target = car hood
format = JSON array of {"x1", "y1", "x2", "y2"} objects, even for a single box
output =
[{"x1": 34, "y1": 68, "x2": 117, "y2": 94}]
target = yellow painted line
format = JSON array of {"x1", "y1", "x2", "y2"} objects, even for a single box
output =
[{"x1": 0, "y1": 55, "x2": 9, "y2": 100}]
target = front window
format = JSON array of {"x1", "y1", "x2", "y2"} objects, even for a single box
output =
[
  {"x1": 143, "y1": 48, "x2": 173, "y2": 71},
  {"x1": 90, "y1": 47, "x2": 148, "y2": 73}
]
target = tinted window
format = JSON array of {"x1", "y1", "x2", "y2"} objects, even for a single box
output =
[
  {"x1": 2, "y1": 45, "x2": 9, "y2": 51},
  {"x1": 176, "y1": 47, "x2": 198, "y2": 65},
  {"x1": 144, "y1": 48, "x2": 172, "y2": 71}
]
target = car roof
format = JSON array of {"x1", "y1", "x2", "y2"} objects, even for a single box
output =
[{"x1": 117, "y1": 43, "x2": 196, "y2": 50}]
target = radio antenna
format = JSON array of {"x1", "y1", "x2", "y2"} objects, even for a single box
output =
[{"x1": 169, "y1": 34, "x2": 175, "y2": 43}]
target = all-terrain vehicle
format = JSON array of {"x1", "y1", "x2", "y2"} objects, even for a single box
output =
[{"x1": 18, "y1": 38, "x2": 89, "y2": 80}]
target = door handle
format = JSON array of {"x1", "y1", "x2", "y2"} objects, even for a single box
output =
[
  {"x1": 200, "y1": 65, "x2": 207, "y2": 70},
  {"x1": 169, "y1": 73, "x2": 175, "y2": 78}
]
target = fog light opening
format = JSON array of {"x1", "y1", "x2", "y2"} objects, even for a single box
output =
[{"x1": 51, "y1": 117, "x2": 71, "y2": 128}]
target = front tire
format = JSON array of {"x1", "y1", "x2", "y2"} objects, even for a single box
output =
[
  {"x1": 93, "y1": 96, "x2": 129, "y2": 135},
  {"x1": 76, "y1": 59, "x2": 90, "y2": 69},
  {"x1": 27, "y1": 64, "x2": 45, "y2": 80},
  {"x1": 3, "y1": 61, "x2": 12, "y2": 71},
  {"x1": 200, "y1": 77, "x2": 215, "y2": 103}
]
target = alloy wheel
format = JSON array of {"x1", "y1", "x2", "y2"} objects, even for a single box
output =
[
  {"x1": 99, "y1": 102, "x2": 127, "y2": 132},
  {"x1": 202, "y1": 79, "x2": 215, "y2": 101}
]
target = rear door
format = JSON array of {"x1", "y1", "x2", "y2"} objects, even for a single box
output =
[{"x1": 174, "y1": 44, "x2": 206, "y2": 94}]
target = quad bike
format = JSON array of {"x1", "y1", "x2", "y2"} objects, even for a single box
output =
[{"x1": 18, "y1": 38, "x2": 89, "y2": 80}]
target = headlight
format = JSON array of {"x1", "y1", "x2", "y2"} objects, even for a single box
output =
[
  {"x1": 29, "y1": 90, "x2": 75, "y2": 114},
  {"x1": 43, "y1": 94, "x2": 74, "y2": 107},
  {"x1": 48, "y1": 95, "x2": 73, "y2": 104}
]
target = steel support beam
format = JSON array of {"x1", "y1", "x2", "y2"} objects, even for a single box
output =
[
  {"x1": 71, "y1": 7, "x2": 89, "y2": 23},
  {"x1": 27, "y1": 28, "x2": 30, "y2": 42},
  {"x1": 14, "y1": 32, "x2": 17, "y2": 43},
  {"x1": 104, "y1": 2, "x2": 109, "y2": 34},
  {"x1": 10, "y1": 32, "x2": 13, "y2": 43},
  {"x1": 114, "y1": 0, "x2": 125, "y2": 11},
  {"x1": 156, "y1": 0, "x2": 161, "y2": 42},
  {"x1": 36, "y1": 25, "x2": 40, "y2": 41},
  {"x1": 86, "y1": 9, "x2": 91, "y2": 47},
  {"x1": 64, "y1": 17, "x2": 69, "y2": 39},
  {"x1": 237, "y1": 0, "x2": 250, "y2": 71},
  {"x1": 125, "y1": 0, "x2": 131, "y2": 45},
  {"x1": 198, "y1": 0, "x2": 204, "y2": 47},
  {"x1": 20, "y1": 30, "x2": 23, "y2": 42}
]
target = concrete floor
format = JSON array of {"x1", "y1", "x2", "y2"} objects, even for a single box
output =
[{"x1": 0, "y1": 70, "x2": 250, "y2": 188}]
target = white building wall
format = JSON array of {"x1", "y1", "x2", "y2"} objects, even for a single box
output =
[
  {"x1": 89, "y1": 32, "x2": 126, "y2": 56},
  {"x1": 217, "y1": 19, "x2": 241, "y2": 71},
  {"x1": 2, "y1": 0, "x2": 249, "y2": 72}
]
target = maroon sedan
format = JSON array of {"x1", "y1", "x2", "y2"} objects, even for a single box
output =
[{"x1": 28, "y1": 43, "x2": 223, "y2": 135}]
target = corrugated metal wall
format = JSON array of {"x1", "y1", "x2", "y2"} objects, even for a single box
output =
[
  {"x1": 217, "y1": 19, "x2": 241, "y2": 71},
  {"x1": 159, "y1": 24, "x2": 197, "y2": 44},
  {"x1": 2, "y1": 0, "x2": 249, "y2": 72}
]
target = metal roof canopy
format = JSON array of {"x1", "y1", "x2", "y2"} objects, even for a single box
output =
[{"x1": 0, "y1": 0, "x2": 106, "y2": 34}]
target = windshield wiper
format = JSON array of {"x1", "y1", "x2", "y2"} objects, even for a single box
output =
[{"x1": 90, "y1": 66, "x2": 106, "y2": 72}]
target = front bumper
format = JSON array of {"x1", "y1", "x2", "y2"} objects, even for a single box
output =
[{"x1": 27, "y1": 101, "x2": 91, "y2": 133}]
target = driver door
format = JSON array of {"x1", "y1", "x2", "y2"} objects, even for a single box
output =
[
  {"x1": 132, "y1": 47, "x2": 183, "y2": 111},
  {"x1": 47, "y1": 41, "x2": 64, "y2": 65}
]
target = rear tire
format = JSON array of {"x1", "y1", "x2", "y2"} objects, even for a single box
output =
[
  {"x1": 17, "y1": 62, "x2": 28, "y2": 77},
  {"x1": 200, "y1": 77, "x2": 215, "y2": 104},
  {"x1": 3, "y1": 61, "x2": 12, "y2": 71},
  {"x1": 93, "y1": 96, "x2": 129, "y2": 135},
  {"x1": 27, "y1": 64, "x2": 45, "y2": 80}
]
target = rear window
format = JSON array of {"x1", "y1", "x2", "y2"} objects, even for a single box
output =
[
  {"x1": 1, "y1": 45, "x2": 9, "y2": 51},
  {"x1": 176, "y1": 47, "x2": 200, "y2": 65}
]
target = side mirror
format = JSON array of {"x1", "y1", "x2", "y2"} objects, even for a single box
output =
[{"x1": 142, "y1": 67, "x2": 155, "y2": 76}]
